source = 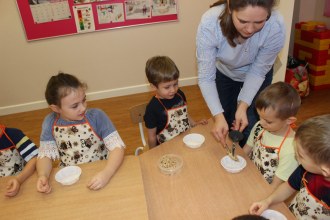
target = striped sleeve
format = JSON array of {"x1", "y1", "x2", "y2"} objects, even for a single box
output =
[{"x1": 6, "y1": 128, "x2": 38, "y2": 162}]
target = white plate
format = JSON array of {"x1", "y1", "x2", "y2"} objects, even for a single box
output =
[
  {"x1": 220, "y1": 155, "x2": 246, "y2": 173},
  {"x1": 261, "y1": 209, "x2": 287, "y2": 220}
]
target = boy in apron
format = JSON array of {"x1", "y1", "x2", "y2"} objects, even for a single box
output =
[
  {"x1": 249, "y1": 114, "x2": 330, "y2": 220},
  {"x1": 37, "y1": 73, "x2": 125, "y2": 193},
  {"x1": 0, "y1": 125, "x2": 38, "y2": 197},
  {"x1": 243, "y1": 82, "x2": 301, "y2": 189},
  {"x1": 144, "y1": 56, "x2": 208, "y2": 148}
]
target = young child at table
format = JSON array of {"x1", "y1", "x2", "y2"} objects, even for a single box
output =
[
  {"x1": 232, "y1": 214, "x2": 268, "y2": 220},
  {"x1": 144, "y1": 56, "x2": 208, "y2": 148},
  {"x1": 36, "y1": 72, "x2": 125, "y2": 193},
  {"x1": 249, "y1": 114, "x2": 330, "y2": 219},
  {"x1": 243, "y1": 82, "x2": 301, "y2": 189},
  {"x1": 0, "y1": 124, "x2": 38, "y2": 197}
]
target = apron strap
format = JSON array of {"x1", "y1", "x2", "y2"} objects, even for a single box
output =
[{"x1": 0, "y1": 125, "x2": 16, "y2": 150}]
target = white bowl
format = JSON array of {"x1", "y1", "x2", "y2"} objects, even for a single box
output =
[
  {"x1": 183, "y1": 133, "x2": 205, "y2": 148},
  {"x1": 261, "y1": 209, "x2": 287, "y2": 220},
  {"x1": 220, "y1": 155, "x2": 246, "y2": 173},
  {"x1": 55, "y1": 166, "x2": 82, "y2": 185}
]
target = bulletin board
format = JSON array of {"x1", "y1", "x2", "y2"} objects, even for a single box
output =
[{"x1": 16, "y1": 0, "x2": 179, "y2": 41}]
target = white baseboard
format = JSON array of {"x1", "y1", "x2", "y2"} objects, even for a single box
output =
[{"x1": 0, "y1": 77, "x2": 198, "y2": 116}]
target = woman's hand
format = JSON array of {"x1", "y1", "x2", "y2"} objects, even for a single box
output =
[
  {"x1": 212, "y1": 113, "x2": 228, "y2": 147},
  {"x1": 233, "y1": 101, "x2": 249, "y2": 132}
]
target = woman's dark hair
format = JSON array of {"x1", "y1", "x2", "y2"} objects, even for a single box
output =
[{"x1": 210, "y1": 0, "x2": 276, "y2": 47}]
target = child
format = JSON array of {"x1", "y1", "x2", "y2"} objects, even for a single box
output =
[
  {"x1": 232, "y1": 214, "x2": 268, "y2": 220},
  {"x1": 0, "y1": 124, "x2": 38, "y2": 197},
  {"x1": 144, "y1": 56, "x2": 207, "y2": 148},
  {"x1": 36, "y1": 72, "x2": 125, "y2": 193},
  {"x1": 249, "y1": 114, "x2": 330, "y2": 219},
  {"x1": 243, "y1": 82, "x2": 301, "y2": 189}
]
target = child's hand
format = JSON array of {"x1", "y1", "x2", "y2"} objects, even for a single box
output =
[
  {"x1": 5, "y1": 177, "x2": 21, "y2": 197},
  {"x1": 249, "y1": 200, "x2": 270, "y2": 215},
  {"x1": 37, "y1": 176, "x2": 52, "y2": 194},
  {"x1": 87, "y1": 170, "x2": 111, "y2": 191},
  {"x1": 191, "y1": 119, "x2": 208, "y2": 127},
  {"x1": 197, "y1": 119, "x2": 208, "y2": 125}
]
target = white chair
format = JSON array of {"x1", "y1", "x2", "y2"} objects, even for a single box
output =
[{"x1": 129, "y1": 103, "x2": 148, "y2": 156}]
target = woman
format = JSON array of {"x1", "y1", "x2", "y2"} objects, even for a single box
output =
[{"x1": 196, "y1": 0, "x2": 285, "y2": 147}]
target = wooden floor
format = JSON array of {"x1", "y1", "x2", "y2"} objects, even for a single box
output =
[{"x1": 1, "y1": 85, "x2": 329, "y2": 155}]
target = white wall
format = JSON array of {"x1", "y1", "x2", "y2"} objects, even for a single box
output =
[
  {"x1": 0, "y1": 0, "x2": 294, "y2": 116},
  {"x1": 272, "y1": 0, "x2": 295, "y2": 83},
  {"x1": 299, "y1": 0, "x2": 330, "y2": 27}
]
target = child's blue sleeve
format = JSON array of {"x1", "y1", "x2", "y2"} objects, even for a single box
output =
[
  {"x1": 87, "y1": 108, "x2": 117, "y2": 139},
  {"x1": 87, "y1": 109, "x2": 125, "y2": 150},
  {"x1": 40, "y1": 113, "x2": 56, "y2": 142}
]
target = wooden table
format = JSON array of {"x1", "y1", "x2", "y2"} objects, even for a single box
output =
[
  {"x1": 0, "y1": 156, "x2": 148, "y2": 220},
  {"x1": 139, "y1": 120, "x2": 296, "y2": 219}
]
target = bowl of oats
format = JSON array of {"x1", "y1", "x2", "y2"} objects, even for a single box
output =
[{"x1": 158, "y1": 154, "x2": 183, "y2": 175}]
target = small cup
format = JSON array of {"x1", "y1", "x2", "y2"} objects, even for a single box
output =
[
  {"x1": 183, "y1": 133, "x2": 205, "y2": 148},
  {"x1": 55, "y1": 166, "x2": 82, "y2": 186},
  {"x1": 158, "y1": 154, "x2": 183, "y2": 175}
]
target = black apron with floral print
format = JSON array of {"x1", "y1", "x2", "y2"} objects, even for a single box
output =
[
  {"x1": 250, "y1": 124, "x2": 290, "y2": 183},
  {"x1": 0, "y1": 125, "x2": 25, "y2": 177},
  {"x1": 289, "y1": 172, "x2": 330, "y2": 219},
  {"x1": 156, "y1": 94, "x2": 190, "y2": 144}
]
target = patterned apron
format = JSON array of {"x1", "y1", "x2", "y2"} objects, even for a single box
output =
[
  {"x1": 53, "y1": 117, "x2": 108, "y2": 167},
  {"x1": 289, "y1": 172, "x2": 330, "y2": 219},
  {"x1": 0, "y1": 125, "x2": 25, "y2": 177},
  {"x1": 156, "y1": 94, "x2": 190, "y2": 144},
  {"x1": 250, "y1": 125, "x2": 290, "y2": 184}
]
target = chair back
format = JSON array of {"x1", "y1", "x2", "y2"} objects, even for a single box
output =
[
  {"x1": 129, "y1": 103, "x2": 147, "y2": 124},
  {"x1": 129, "y1": 103, "x2": 148, "y2": 155}
]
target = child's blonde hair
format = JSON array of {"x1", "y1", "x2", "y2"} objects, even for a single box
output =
[
  {"x1": 145, "y1": 56, "x2": 179, "y2": 87},
  {"x1": 45, "y1": 72, "x2": 87, "y2": 107},
  {"x1": 295, "y1": 114, "x2": 330, "y2": 165},
  {"x1": 255, "y1": 82, "x2": 301, "y2": 120}
]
